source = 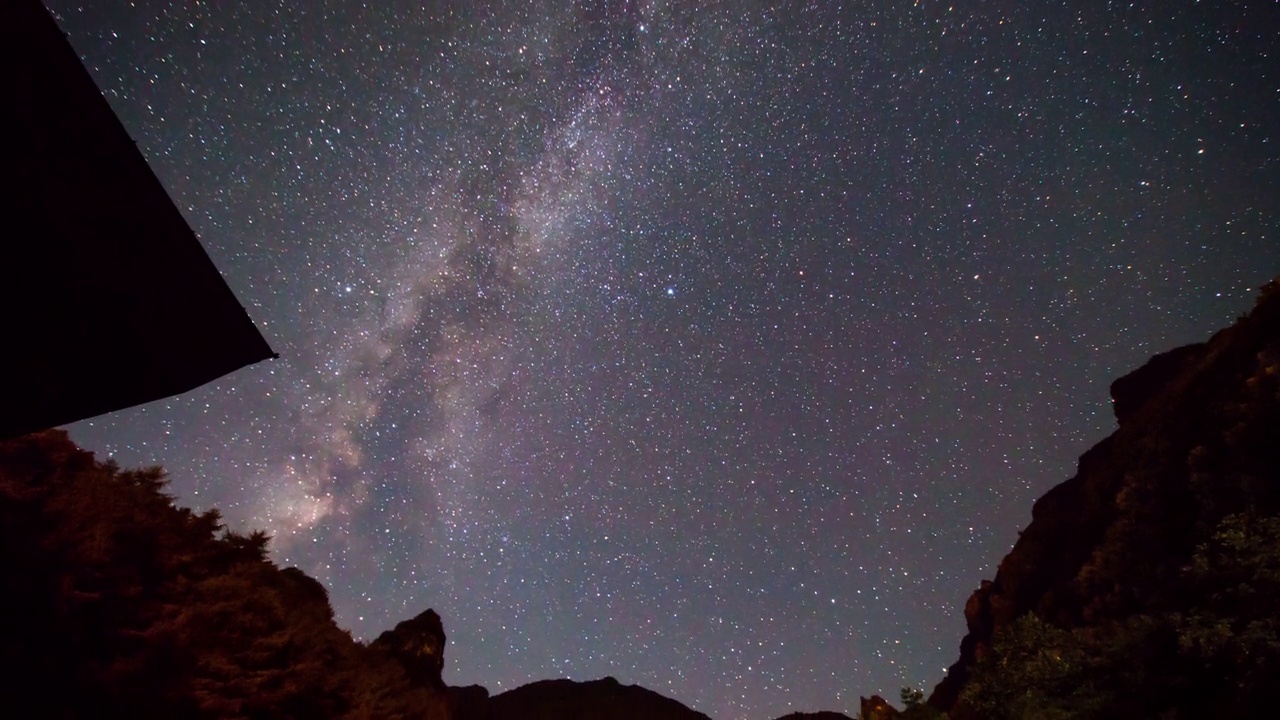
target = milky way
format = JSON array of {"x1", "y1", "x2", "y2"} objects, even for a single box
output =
[{"x1": 54, "y1": 2, "x2": 1280, "y2": 717}]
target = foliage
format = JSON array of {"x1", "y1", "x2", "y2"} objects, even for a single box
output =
[
  {"x1": 958, "y1": 614, "x2": 1109, "y2": 720},
  {"x1": 897, "y1": 687, "x2": 944, "y2": 719},
  {"x1": 941, "y1": 287, "x2": 1280, "y2": 719},
  {"x1": 1172, "y1": 513, "x2": 1280, "y2": 715},
  {"x1": 958, "y1": 512, "x2": 1280, "y2": 719},
  {"x1": 0, "y1": 430, "x2": 447, "y2": 718}
]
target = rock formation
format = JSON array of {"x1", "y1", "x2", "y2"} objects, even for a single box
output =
[
  {"x1": 931, "y1": 277, "x2": 1280, "y2": 717},
  {"x1": 370, "y1": 608, "x2": 449, "y2": 689}
]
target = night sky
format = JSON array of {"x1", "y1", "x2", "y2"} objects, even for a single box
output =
[{"x1": 52, "y1": 1, "x2": 1279, "y2": 718}]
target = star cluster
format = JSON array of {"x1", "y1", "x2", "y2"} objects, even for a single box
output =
[{"x1": 54, "y1": 2, "x2": 1279, "y2": 718}]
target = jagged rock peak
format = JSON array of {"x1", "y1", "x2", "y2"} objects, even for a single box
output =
[
  {"x1": 370, "y1": 608, "x2": 447, "y2": 688},
  {"x1": 1108, "y1": 342, "x2": 1206, "y2": 424}
]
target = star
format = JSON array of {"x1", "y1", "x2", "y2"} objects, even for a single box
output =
[{"x1": 53, "y1": 1, "x2": 1280, "y2": 717}]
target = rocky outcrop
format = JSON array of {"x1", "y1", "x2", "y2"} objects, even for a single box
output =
[
  {"x1": 370, "y1": 608, "x2": 449, "y2": 689},
  {"x1": 368, "y1": 608, "x2": 496, "y2": 719},
  {"x1": 930, "y1": 277, "x2": 1280, "y2": 714},
  {"x1": 1108, "y1": 342, "x2": 1207, "y2": 425}
]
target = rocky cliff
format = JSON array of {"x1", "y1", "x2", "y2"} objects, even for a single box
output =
[{"x1": 930, "y1": 277, "x2": 1280, "y2": 717}]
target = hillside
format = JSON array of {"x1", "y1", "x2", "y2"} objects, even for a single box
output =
[
  {"x1": 0, "y1": 429, "x2": 457, "y2": 717},
  {"x1": 0, "y1": 430, "x2": 710, "y2": 718}
]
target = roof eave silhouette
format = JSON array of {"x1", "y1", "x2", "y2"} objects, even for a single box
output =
[{"x1": 1, "y1": 0, "x2": 277, "y2": 439}]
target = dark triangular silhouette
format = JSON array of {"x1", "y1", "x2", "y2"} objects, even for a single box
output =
[{"x1": 1, "y1": 0, "x2": 275, "y2": 439}]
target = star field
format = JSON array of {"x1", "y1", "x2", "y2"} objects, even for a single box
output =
[{"x1": 53, "y1": 2, "x2": 1280, "y2": 718}]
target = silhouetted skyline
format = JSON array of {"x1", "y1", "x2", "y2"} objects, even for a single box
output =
[{"x1": 54, "y1": 2, "x2": 1280, "y2": 717}]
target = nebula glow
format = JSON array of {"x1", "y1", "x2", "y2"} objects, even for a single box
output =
[{"x1": 57, "y1": 2, "x2": 1280, "y2": 717}]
